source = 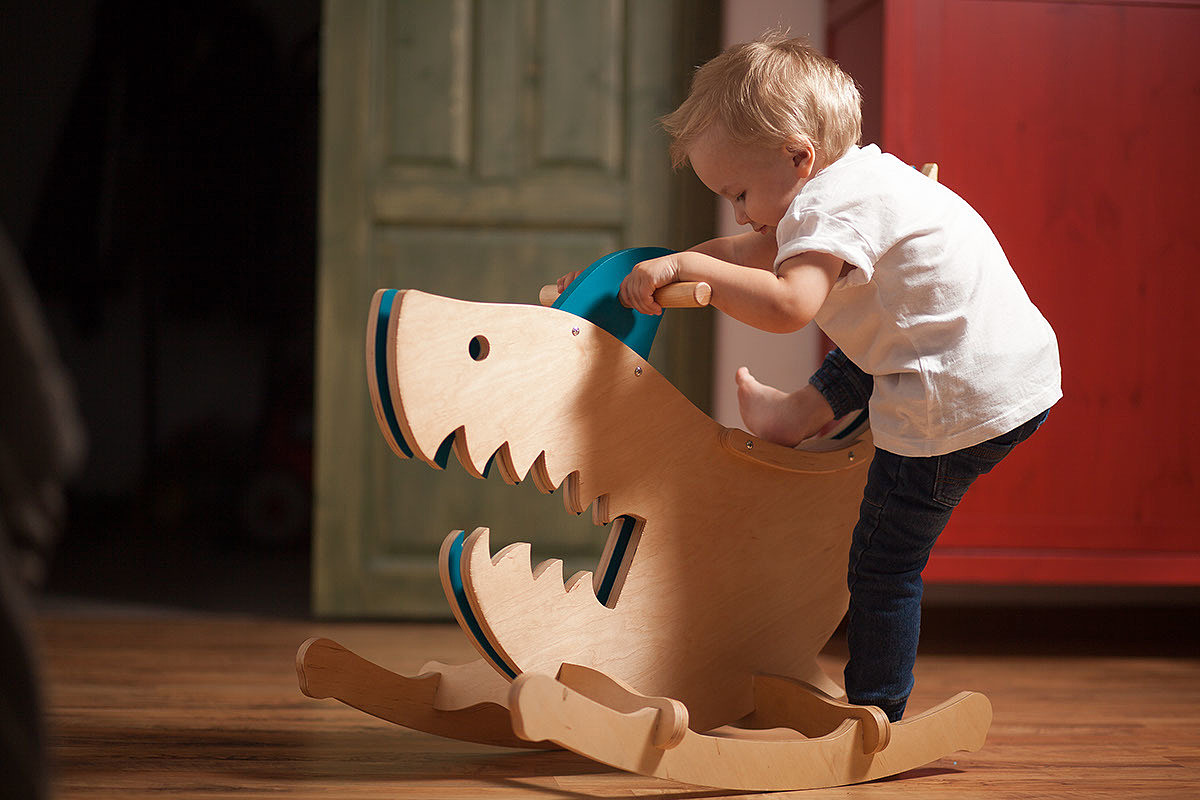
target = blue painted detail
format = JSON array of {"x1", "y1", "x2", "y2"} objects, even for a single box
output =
[
  {"x1": 434, "y1": 431, "x2": 455, "y2": 470},
  {"x1": 832, "y1": 409, "x2": 870, "y2": 440},
  {"x1": 596, "y1": 515, "x2": 637, "y2": 607},
  {"x1": 445, "y1": 531, "x2": 518, "y2": 679},
  {"x1": 554, "y1": 247, "x2": 675, "y2": 360},
  {"x1": 374, "y1": 290, "x2": 413, "y2": 458}
]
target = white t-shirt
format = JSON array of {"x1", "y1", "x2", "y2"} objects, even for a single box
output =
[{"x1": 774, "y1": 144, "x2": 1061, "y2": 457}]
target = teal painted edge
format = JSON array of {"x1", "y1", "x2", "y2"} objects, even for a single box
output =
[
  {"x1": 374, "y1": 291, "x2": 454, "y2": 468},
  {"x1": 433, "y1": 432, "x2": 454, "y2": 470},
  {"x1": 445, "y1": 530, "x2": 518, "y2": 679},
  {"x1": 374, "y1": 290, "x2": 413, "y2": 458},
  {"x1": 595, "y1": 515, "x2": 637, "y2": 607},
  {"x1": 832, "y1": 409, "x2": 870, "y2": 440}
]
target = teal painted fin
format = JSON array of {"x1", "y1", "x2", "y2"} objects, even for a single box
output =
[{"x1": 554, "y1": 247, "x2": 675, "y2": 359}]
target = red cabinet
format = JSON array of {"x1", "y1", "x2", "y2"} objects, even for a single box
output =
[{"x1": 829, "y1": 0, "x2": 1200, "y2": 584}]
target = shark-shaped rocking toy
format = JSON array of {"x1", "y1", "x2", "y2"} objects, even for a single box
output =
[{"x1": 296, "y1": 246, "x2": 992, "y2": 791}]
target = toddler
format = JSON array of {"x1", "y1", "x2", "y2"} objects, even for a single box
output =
[{"x1": 563, "y1": 31, "x2": 1061, "y2": 721}]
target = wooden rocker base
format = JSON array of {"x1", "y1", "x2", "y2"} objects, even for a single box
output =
[
  {"x1": 511, "y1": 667, "x2": 991, "y2": 791},
  {"x1": 297, "y1": 637, "x2": 992, "y2": 791},
  {"x1": 296, "y1": 637, "x2": 551, "y2": 750}
]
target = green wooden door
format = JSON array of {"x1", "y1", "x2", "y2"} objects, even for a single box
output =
[{"x1": 314, "y1": 0, "x2": 716, "y2": 617}]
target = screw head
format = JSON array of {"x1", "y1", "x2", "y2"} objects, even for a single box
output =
[
  {"x1": 848, "y1": 451, "x2": 856, "y2": 461},
  {"x1": 571, "y1": 327, "x2": 580, "y2": 336},
  {"x1": 745, "y1": 440, "x2": 754, "y2": 450},
  {"x1": 634, "y1": 366, "x2": 643, "y2": 376}
]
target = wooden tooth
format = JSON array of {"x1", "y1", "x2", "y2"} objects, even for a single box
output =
[
  {"x1": 532, "y1": 558, "x2": 565, "y2": 584},
  {"x1": 461, "y1": 527, "x2": 492, "y2": 568},
  {"x1": 491, "y1": 541, "x2": 533, "y2": 573},
  {"x1": 451, "y1": 426, "x2": 488, "y2": 479},
  {"x1": 492, "y1": 442, "x2": 522, "y2": 485},
  {"x1": 592, "y1": 494, "x2": 611, "y2": 526},
  {"x1": 529, "y1": 452, "x2": 558, "y2": 495},
  {"x1": 563, "y1": 471, "x2": 585, "y2": 515},
  {"x1": 563, "y1": 571, "x2": 595, "y2": 595}
]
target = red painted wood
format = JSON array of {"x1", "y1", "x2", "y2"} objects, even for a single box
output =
[
  {"x1": 925, "y1": 551, "x2": 1200, "y2": 586},
  {"x1": 832, "y1": 0, "x2": 1200, "y2": 584}
]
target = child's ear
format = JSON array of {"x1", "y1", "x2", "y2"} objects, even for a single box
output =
[{"x1": 787, "y1": 139, "x2": 816, "y2": 176}]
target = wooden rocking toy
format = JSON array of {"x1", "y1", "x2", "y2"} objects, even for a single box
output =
[{"x1": 298, "y1": 233, "x2": 991, "y2": 790}]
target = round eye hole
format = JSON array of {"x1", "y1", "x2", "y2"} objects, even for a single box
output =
[{"x1": 469, "y1": 335, "x2": 490, "y2": 361}]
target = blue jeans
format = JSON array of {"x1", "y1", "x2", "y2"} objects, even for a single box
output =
[{"x1": 811, "y1": 349, "x2": 1049, "y2": 721}]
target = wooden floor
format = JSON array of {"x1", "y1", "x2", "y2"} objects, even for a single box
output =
[{"x1": 36, "y1": 610, "x2": 1200, "y2": 799}]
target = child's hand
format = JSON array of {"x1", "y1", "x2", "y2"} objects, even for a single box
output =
[
  {"x1": 619, "y1": 255, "x2": 681, "y2": 315},
  {"x1": 556, "y1": 271, "x2": 583, "y2": 294}
]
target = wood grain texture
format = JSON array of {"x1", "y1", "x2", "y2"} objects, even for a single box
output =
[
  {"x1": 742, "y1": 675, "x2": 892, "y2": 755},
  {"x1": 508, "y1": 672, "x2": 988, "y2": 791},
  {"x1": 539, "y1": 280, "x2": 712, "y2": 308},
  {"x1": 37, "y1": 613, "x2": 1200, "y2": 799},
  {"x1": 554, "y1": 662, "x2": 690, "y2": 749},
  {"x1": 295, "y1": 638, "x2": 543, "y2": 750}
]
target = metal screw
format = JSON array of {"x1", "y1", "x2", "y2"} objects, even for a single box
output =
[
  {"x1": 571, "y1": 327, "x2": 580, "y2": 336},
  {"x1": 745, "y1": 440, "x2": 754, "y2": 450},
  {"x1": 848, "y1": 451, "x2": 856, "y2": 461},
  {"x1": 634, "y1": 366, "x2": 643, "y2": 376}
]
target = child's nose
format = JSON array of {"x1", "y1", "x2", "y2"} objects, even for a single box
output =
[{"x1": 734, "y1": 207, "x2": 750, "y2": 226}]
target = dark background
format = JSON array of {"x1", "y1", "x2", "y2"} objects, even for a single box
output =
[{"x1": 3, "y1": 0, "x2": 321, "y2": 616}]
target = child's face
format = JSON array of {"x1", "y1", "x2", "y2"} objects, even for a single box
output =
[{"x1": 688, "y1": 126, "x2": 813, "y2": 238}]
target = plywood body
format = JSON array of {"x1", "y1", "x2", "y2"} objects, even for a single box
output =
[
  {"x1": 303, "y1": 275, "x2": 994, "y2": 789},
  {"x1": 379, "y1": 289, "x2": 868, "y2": 732}
]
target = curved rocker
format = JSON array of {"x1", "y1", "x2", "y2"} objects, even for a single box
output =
[
  {"x1": 296, "y1": 635, "x2": 991, "y2": 790},
  {"x1": 509, "y1": 667, "x2": 992, "y2": 791},
  {"x1": 296, "y1": 637, "x2": 552, "y2": 750}
]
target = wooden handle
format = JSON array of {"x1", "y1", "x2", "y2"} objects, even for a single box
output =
[{"x1": 539, "y1": 281, "x2": 712, "y2": 309}]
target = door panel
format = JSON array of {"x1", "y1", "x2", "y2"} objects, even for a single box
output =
[{"x1": 315, "y1": 0, "x2": 717, "y2": 616}]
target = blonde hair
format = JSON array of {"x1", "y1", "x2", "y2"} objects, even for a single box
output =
[{"x1": 662, "y1": 30, "x2": 862, "y2": 169}]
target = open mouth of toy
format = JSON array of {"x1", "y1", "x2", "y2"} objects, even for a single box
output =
[
  {"x1": 441, "y1": 510, "x2": 641, "y2": 679},
  {"x1": 369, "y1": 289, "x2": 647, "y2": 676},
  {"x1": 419, "y1": 428, "x2": 644, "y2": 681}
]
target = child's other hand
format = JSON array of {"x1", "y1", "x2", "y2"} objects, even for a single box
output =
[
  {"x1": 556, "y1": 271, "x2": 583, "y2": 294},
  {"x1": 619, "y1": 255, "x2": 681, "y2": 315}
]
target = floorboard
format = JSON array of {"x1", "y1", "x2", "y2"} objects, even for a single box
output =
[{"x1": 35, "y1": 611, "x2": 1200, "y2": 799}]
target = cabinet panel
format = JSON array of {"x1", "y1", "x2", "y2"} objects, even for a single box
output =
[{"x1": 831, "y1": 0, "x2": 1200, "y2": 584}]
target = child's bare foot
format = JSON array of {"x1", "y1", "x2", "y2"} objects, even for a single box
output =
[{"x1": 735, "y1": 367, "x2": 835, "y2": 447}]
